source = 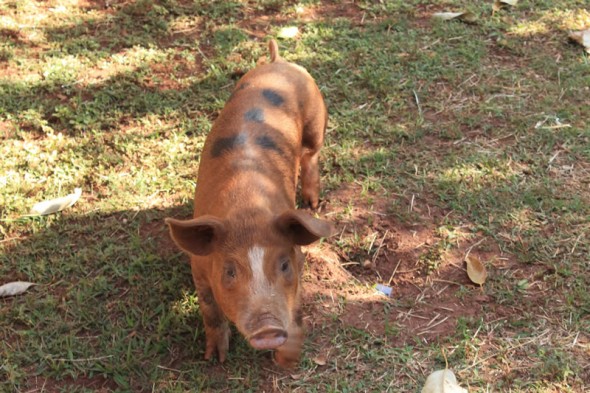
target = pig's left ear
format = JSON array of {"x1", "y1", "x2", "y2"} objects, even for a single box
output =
[{"x1": 275, "y1": 210, "x2": 335, "y2": 246}]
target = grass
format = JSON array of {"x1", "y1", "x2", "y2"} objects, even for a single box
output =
[{"x1": 1, "y1": 0, "x2": 589, "y2": 391}]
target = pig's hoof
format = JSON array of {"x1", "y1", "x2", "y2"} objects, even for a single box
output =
[
  {"x1": 204, "y1": 343, "x2": 228, "y2": 363},
  {"x1": 204, "y1": 328, "x2": 230, "y2": 363},
  {"x1": 301, "y1": 187, "x2": 320, "y2": 210},
  {"x1": 272, "y1": 350, "x2": 300, "y2": 369},
  {"x1": 302, "y1": 195, "x2": 319, "y2": 210}
]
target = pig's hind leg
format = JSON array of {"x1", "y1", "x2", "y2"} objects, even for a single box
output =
[{"x1": 300, "y1": 111, "x2": 327, "y2": 210}]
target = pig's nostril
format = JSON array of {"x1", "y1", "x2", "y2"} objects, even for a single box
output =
[{"x1": 249, "y1": 328, "x2": 287, "y2": 350}]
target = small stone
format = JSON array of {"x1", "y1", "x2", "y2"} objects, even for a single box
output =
[{"x1": 363, "y1": 259, "x2": 373, "y2": 269}]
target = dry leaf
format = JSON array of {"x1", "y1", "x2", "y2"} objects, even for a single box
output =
[
  {"x1": 313, "y1": 354, "x2": 327, "y2": 366},
  {"x1": 569, "y1": 29, "x2": 590, "y2": 53},
  {"x1": 466, "y1": 255, "x2": 487, "y2": 285},
  {"x1": 0, "y1": 281, "x2": 35, "y2": 297},
  {"x1": 432, "y1": 12, "x2": 477, "y2": 23},
  {"x1": 29, "y1": 188, "x2": 82, "y2": 216},
  {"x1": 422, "y1": 369, "x2": 468, "y2": 393},
  {"x1": 433, "y1": 12, "x2": 464, "y2": 20},
  {"x1": 493, "y1": 0, "x2": 518, "y2": 12}
]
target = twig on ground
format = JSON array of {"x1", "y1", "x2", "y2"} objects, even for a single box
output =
[
  {"x1": 387, "y1": 258, "x2": 403, "y2": 285},
  {"x1": 372, "y1": 230, "x2": 389, "y2": 264}
]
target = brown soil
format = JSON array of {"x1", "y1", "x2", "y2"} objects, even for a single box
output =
[
  {"x1": 301, "y1": 182, "x2": 517, "y2": 348},
  {"x1": 22, "y1": 371, "x2": 118, "y2": 392},
  {"x1": 140, "y1": 215, "x2": 184, "y2": 260}
]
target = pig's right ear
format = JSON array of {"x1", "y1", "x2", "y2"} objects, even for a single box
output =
[
  {"x1": 165, "y1": 216, "x2": 227, "y2": 256},
  {"x1": 274, "y1": 210, "x2": 335, "y2": 246}
]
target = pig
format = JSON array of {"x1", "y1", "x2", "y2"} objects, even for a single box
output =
[{"x1": 165, "y1": 39, "x2": 333, "y2": 368}]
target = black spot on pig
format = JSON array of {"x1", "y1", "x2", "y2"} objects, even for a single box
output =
[
  {"x1": 211, "y1": 133, "x2": 247, "y2": 157},
  {"x1": 255, "y1": 135, "x2": 282, "y2": 154},
  {"x1": 244, "y1": 108, "x2": 264, "y2": 123},
  {"x1": 262, "y1": 89, "x2": 284, "y2": 107}
]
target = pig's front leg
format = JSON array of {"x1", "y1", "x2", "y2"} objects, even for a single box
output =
[
  {"x1": 196, "y1": 286, "x2": 231, "y2": 363},
  {"x1": 273, "y1": 310, "x2": 304, "y2": 368}
]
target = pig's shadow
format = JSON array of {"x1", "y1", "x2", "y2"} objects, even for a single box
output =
[{"x1": 1, "y1": 205, "x2": 275, "y2": 390}]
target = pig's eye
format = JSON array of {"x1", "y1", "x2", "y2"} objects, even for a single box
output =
[
  {"x1": 224, "y1": 264, "x2": 236, "y2": 279},
  {"x1": 222, "y1": 261, "x2": 237, "y2": 288},
  {"x1": 280, "y1": 258, "x2": 290, "y2": 273}
]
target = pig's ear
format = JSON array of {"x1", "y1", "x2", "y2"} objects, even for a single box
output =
[
  {"x1": 275, "y1": 210, "x2": 335, "y2": 246},
  {"x1": 165, "y1": 216, "x2": 227, "y2": 256}
]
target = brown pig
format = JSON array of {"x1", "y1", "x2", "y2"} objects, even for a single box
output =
[{"x1": 165, "y1": 39, "x2": 333, "y2": 368}]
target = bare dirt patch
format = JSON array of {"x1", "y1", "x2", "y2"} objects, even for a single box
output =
[
  {"x1": 306, "y1": 179, "x2": 527, "y2": 353},
  {"x1": 303, "y1": 240, "x2": 493, "y2": 348},
  {"x1": 236, "y1": 0, "x2": 372, "y2": 39},
  {"x1": 25, "y1": 373, "x2": 118, "y2": 393},
  {"x1": 140, "y1": 216, "x2": 182, "y2": 259},
  {"x1": 301, "y1": 0, "x2": 366, "y2": 25}
]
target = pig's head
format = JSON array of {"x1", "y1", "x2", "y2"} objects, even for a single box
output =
[{"x1": 165, "y1": 209, "x2": 333, "y2": 351}]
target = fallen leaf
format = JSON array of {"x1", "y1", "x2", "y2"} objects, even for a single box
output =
[
  {"x1": 569, "y1": 29, "x2": 590, "y2": 53},
  {"x1": 422, "y1": 369, "x2": 468, "y2": 393},
  {"x1": 465, "y1": 254, "x2": 487, "y2": 285},
  {"x1": 432, "y1": 12, "x2": 477, "y2": 23},
  {"x1": 0, "y1": 281, "x2": 35, "y2": 297},
  {"x1": 493, "y1": 0, "x2": 518, "y2": 12},
  {"x1": 433, "y1": 12, "x2": 462, "y2": 20},
  {"x1": 313, "y1": 354, "x2": 327, "y2": 366},
  {"x1": 29, "y1": 188, "x2": 82, "y2": 216},
  {"x1": 278, "y1": 26, "x2": 299, "y2": 39}
]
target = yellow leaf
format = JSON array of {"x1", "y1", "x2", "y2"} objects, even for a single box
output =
[{"x1": 465, "y1": 255, "x2": 487, "y2": 285}]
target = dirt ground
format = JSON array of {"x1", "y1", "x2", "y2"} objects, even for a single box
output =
[{"x1": 304, "y1": 182, "x2": 516, "y2": 348}]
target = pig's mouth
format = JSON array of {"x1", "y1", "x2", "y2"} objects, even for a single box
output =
[{"x1": 248, "y1": 327, "x2": 288, "y2": 350}]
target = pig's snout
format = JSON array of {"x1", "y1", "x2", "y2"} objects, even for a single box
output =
[{"x1": 249, "y1": 327, "x2": 288, "y2": 350}]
